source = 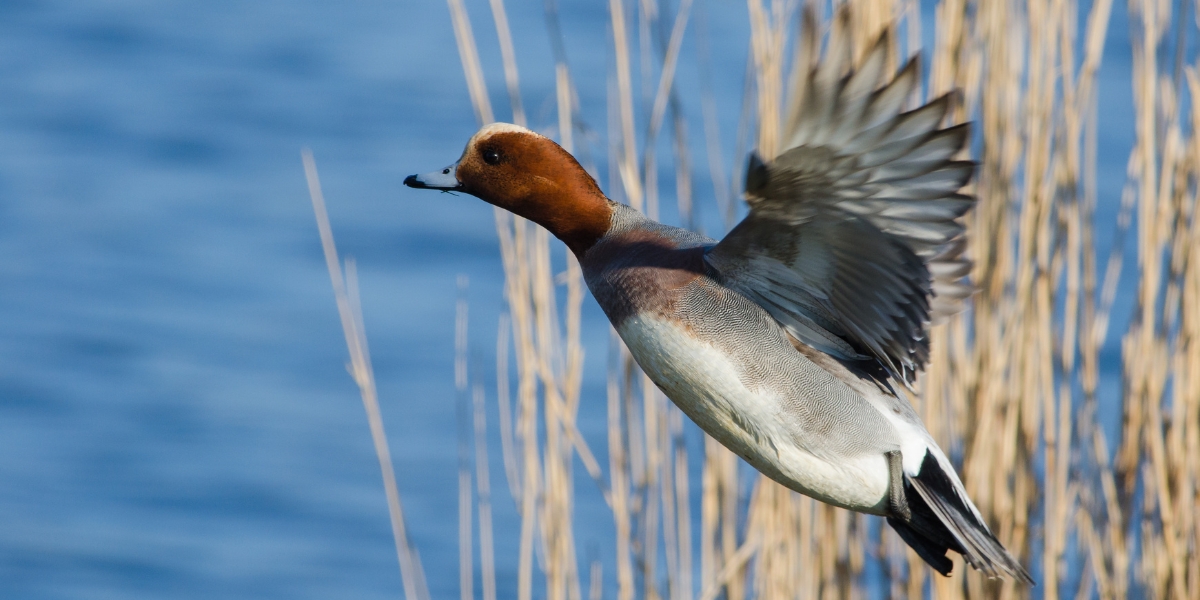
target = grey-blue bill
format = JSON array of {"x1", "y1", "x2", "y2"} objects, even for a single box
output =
[{"x1": 403, "y1": 161, "x2": 461, "y2": 190}]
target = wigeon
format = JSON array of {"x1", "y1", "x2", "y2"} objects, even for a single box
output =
[{"x1": 405, "y1": 18, "x2": 1032, "y2": 582}]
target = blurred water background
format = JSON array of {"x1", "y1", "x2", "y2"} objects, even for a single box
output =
[{"x1": 0, "y1": 1, "x2": 1137, "y2": 598}]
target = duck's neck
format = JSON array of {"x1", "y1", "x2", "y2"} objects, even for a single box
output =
[{"x1": 511, "y1": 170, "x2": 614, "y2": 258}]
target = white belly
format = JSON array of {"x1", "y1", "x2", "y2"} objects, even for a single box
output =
[{"x1": 616, "y1": 314, "x2": 890, "y2": 513}]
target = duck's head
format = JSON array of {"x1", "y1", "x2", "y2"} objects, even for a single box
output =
[{"x1": 405, "y1": 122, "x2": 613, "y2": 256}]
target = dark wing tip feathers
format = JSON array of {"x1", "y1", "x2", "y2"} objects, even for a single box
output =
[
  {"x1": 892, "y1": 451, "x2": 1036, "y2": 584},
  {"x1": 745, "y1": 152, "x2": 769, "y2": 198},
  {"x1": 792, "y1": 26, "x2": 972, "y2": 380}
]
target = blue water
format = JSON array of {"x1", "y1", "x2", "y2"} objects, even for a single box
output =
[{"x1": 0, "y1": 1, "x2": 1140, "y2": 598}]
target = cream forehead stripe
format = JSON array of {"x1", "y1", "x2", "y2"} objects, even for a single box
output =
[
  {"x1": 476, "y1": 122, "x2": 533, "y2": 138},
  {"x1": 464, "y1": 122, "x2": 544, "y2": 153}
]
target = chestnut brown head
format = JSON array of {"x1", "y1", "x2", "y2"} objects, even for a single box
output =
[{"x1": 405, "y1": 123, "x2": 614, "y2": 256}]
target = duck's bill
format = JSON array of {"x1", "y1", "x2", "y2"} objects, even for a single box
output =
[{"x1": 404, "y1": 162, "x2": 462, "y2": 190}]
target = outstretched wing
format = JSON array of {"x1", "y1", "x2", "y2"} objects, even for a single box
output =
[{"x1": 706, "y1": 13, "x2": 974, "y2": 383}]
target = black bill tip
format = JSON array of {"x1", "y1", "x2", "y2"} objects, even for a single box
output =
[{"x1": 403, "y1": 174, "x2": 425, "y2": 189}]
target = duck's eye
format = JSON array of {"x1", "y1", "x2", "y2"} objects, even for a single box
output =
[
  {"x1": 442, "y1": 168, "x2": 450, "y2": 174},
  {"x1": 483, "y1": 149, "x2": 501, "y2": 165}
]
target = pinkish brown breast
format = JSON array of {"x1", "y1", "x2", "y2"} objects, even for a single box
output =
[{"x1": 581, "y1": 225, "x2": 713, "y2": 328}]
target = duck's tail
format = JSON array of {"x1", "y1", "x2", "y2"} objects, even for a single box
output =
[{"x1": 887, "y1": 450, "x2": 1034, "y2": 584}]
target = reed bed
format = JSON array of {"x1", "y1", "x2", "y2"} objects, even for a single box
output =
[{"x1": 324, "y1": 0, "x2": 1200, "y2": 598}]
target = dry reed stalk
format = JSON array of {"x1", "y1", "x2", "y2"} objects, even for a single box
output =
[
  {"x1": 486, "y1": 0, "x2": 524, "y2": 126},
  {"x1": 1054, "y1": 3, "x2": 1114, "y2": 597},
  {"x1": 473, "y1": 383, "x2": 499, "y2": 600},
  {"x1": 495, "y1": 315, "x2": 522, "y2": 505},
  {"x1": 611, "y1": 0, "x2": 644, "y2": 212},
  {"x1": 672, "y1": 407, "x2": 693, "y2": 600},
  {"x1": 1179, "y1": 71, "x2": 1200, "y2": 600},
  {"x1": 303, "y1": 151, "x2": 429, "y2": 600},
  {"x1": 457, "y1": 276, "x2": 474, "y2": 600},
  {"x1": 744, "y1": 0, "x2": 784, "y2": 160},
  {"x1": 608, "y1": 336, "x2": 636, "y2": 600},
  {"x1": 446, "y1": 0, "x2": 494, "y2": 126},
  {"x1": 644, "y1": 0, "x2": 695, "y2": 223},
  {"x1": 694, "y1": 0, "x2": 734, "y2": 229}
]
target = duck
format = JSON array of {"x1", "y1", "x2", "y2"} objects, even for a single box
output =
[{"x1": 404, "y1": 15, "x2": 1032, "y2": 583}]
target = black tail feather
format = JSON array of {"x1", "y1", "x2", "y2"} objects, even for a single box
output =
[
  {"x1": 887, "y1": 516, "x2": 954, "y2": 576},
  {"x1": 887, "y1": 451, "x2": 1035, "y2": 584}
]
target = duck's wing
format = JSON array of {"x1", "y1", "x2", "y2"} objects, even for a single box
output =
[{"x1": 705, "y1": 15, "x2": 974, "y2": 383}]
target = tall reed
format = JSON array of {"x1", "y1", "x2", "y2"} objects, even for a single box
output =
[{"x1": 305, "y1": 151, "x2": 431, "y2": 600}]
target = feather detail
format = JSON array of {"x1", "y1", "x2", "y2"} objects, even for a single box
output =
[{"x1": 707, "y1": 7, "x2": 975, "y2": 383}]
